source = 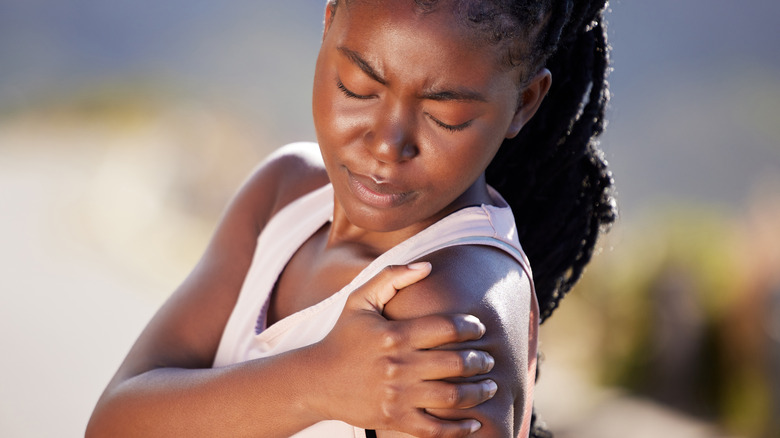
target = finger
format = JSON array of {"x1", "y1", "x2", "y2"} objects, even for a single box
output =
[
  {"x1": 412, "y1": 349, "x2": 495, "y2": 380},
  {"x1": 388, "y1": 262, "x2": 432, "y2": 290},
  {"x1": 399, "y1": 411, "x2": 482, "y2": 438},
  {"x1": 401, "y1": 313, "x2": 486, "y2": 349},
  {"x1": 352, "y1": 263, "x2": 432, "y2": 313},
  {"x1": 412, "y1": 379, "x2": 498, "y2": 410}
]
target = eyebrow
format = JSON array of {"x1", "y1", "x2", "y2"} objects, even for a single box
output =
[
  {"x1": 421, "y1": 88, "x2": 487, "y2": 103},
  {"x1": 337, "y1": 46, "x2": 487, "y2": 103},
  {"x1": 338, "y1": 46, "x2": 386, "y2": 85}
]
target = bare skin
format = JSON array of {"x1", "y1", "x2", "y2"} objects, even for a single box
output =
[
  {"x1": 86, "y1": 147, "x2": 498, "y2": 438},
  {"x1": 304, "y1": 1, "x2": 547, "y2": 434},
  {"x1": 88, "y1": 0, "x2": 548, "y2": 436}
]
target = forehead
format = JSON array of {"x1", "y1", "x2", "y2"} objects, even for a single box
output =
[
  {"x1": 345, "y1": 1, "x2": 481, "y2": 44},
  {"x1": 330, "y1": 0, "x2": 518, "y2": 84}
]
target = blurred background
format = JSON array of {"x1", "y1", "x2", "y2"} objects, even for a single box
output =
[{"x1": 1, "y1": 1, "x2": 779, "y2": 437}]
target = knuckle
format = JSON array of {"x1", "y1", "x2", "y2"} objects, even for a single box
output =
[
  {"x1": 381, "y1": 358, "x2": 401, "y2": 380},
  {"x1": 448, "y1": 352, "x2": 467, "y2": 374},
  {"x1": 378, "y1": 402, "x2": 394, "y2": 428},
  {"x1": 379, "y1": 387, "x2": 402, "y2": 424},
  {"x1": 383, "y1": 383, "x2": 401, "y2": 401},
  {"x1": 445, "y1": 385, "x2": 465, "y2": 407},
  {"x1": 382, "y1": 264, "x2": 401, "y2": 277},
  {"x1": 438, "y1": 316, "x2": 460, "y2": 341},
  {"x1": 380, "y1": 327, "x2": 404, "y2": 349},
  {"x1": 369, "y1": 265, "x2": 396, "y2": 287}
]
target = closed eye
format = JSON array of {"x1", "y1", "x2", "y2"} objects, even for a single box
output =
[
  {"x1": 427, "y1": 114, "x2": 472, "y2": 132},
  {"x1": 337, "y1": 80, "x2": 373, "y2": 100}
]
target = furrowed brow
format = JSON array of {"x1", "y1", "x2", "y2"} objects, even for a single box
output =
[
  {"x1": 422, "y1": 88, "x2": 487, "y2": 103},
  {"x1": 337, "y1": 46, "x2": 386, "y2": 85}
]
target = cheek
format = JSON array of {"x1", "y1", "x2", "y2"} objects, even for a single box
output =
[
  {"x1": 436, "y1": 132, "x2": 503, "y2": 184},
  {"x1": 312, "y1": 75, "x2": 329, "y2": 135},
  {"x1": 314, "y1": 90, "x2": 370, "y2": 146},
  {"x1": 420, "y1": 137, "x2": 492, "y2": 187},
  {"x1": 313, "y1": 73, "x2": 337, "y2": 125}
]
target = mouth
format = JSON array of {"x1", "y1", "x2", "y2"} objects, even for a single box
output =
[{"x1": 345, "y1": 168, "x2": 413, "y2": 209}]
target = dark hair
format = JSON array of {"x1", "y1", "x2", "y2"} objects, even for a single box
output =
[
  {"x1": 425, "y1": 0, "x2": 617, "y2": 323},
  {"x1": 478, "y1": 0, "x2": 617, "y2": 323},
  {"x1": 446, "y1": 2, "x2": 617, "y2": 436}
]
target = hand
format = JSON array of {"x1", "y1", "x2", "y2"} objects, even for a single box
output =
[{"x1": 310, "y1": 262, "x2": 496, "y2": 437}]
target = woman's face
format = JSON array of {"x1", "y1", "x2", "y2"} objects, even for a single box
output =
[{"x1": 313, "y1": 0, "x2": 532, "y2": 234}]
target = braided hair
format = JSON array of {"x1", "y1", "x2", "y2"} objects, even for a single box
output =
[
  {"x1": 443, "y1": 2, "x2": 617, "y2": 436},
  {"x1": 476, "y1": 0, "x2": 617, "y2": 323}
]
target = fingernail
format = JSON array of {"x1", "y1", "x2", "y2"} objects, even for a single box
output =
[
  {"x1": 469, "y1": 420, "x2": 482, "y2": 433},
  {"x1": 486, "y1": 380, "x2": 498, "y2": 397},
  {"x1": 485, "y1": 354, "x2": 495, "y2": 371},
  {"x1": 407, "y1": 261, "x2": 431, "y2": 270},
  {"x1": 477, "y1": 321, "x2": 486, "y2": 337},
  {"x1": 463, "y1": 315, "x2": 486, "y2": 337}
]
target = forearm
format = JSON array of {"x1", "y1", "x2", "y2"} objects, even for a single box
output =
[
  {"x1": 86, "y1": 346, "x2": 324, "y2": 438},
  {"x1": 87, "y1": 262, "x2": 500, "y2": 438}
]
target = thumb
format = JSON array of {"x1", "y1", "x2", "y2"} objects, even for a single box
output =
[{"x1": 355, "y1": 262, "x2": 432, "y2": 314}]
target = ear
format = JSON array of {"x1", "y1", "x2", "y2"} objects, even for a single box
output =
[
  {"x1": 505, "y1": 68, "x2": 552, "y2": 139},
  {"x1": 322, "y1": 1, "x2": 337, "y2": 41}
]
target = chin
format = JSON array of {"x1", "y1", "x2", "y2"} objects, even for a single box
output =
[{"x1": 347, "y1": 209, "x2": 409, "y2": 233}]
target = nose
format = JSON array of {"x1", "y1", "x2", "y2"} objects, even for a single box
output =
[{"x1": 364, "y1": 101, "x2": 418, "y2": 164}]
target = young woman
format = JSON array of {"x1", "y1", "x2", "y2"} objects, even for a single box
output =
[{"x1": 87, "y1": 0, "x2": 615, "y2": 437}]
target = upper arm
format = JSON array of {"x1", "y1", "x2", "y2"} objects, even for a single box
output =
[
  {"x1": 381, "y1": 245, "x2": 539, "y2": 437},
  {"x1": 106, "y1": 143, "x2": 329, "y2": 384}
]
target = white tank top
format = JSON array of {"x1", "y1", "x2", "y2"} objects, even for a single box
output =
[{"x1": 213, "y1": 182, "x2": 534, "y2": 437}]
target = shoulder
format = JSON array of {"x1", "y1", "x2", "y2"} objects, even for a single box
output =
[
  {"x1": 238, "y1": 142, "x2": 329, "y2": 228},
  {"x1": 383, "y1": 244, "x2": 538, "y2": 436},
  {"x1": 388, "y1": 243, "x2": 534, "y2": 363},
  {"x1": 114, "y1": 143, "x2": 330, "y2": 373},
  {"x1": 385, "y1": 244, "x2": 533, "y2": 347},
  {"x1": 263, "y1": 141, "x2": 327, "y2": 180},
  {"x1": 189, "y1": 141, "x2": 329, "y2": 317}
]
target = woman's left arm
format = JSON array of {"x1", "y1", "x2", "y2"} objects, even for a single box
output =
[{"x1": 378, "y1": 244, "x2": 539, "y2": 437}]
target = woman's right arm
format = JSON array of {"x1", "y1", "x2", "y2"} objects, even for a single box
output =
[{"x1": 86, "y1": 145, "x2": 495, "y2": 437}]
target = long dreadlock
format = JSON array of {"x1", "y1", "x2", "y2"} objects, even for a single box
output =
[
  {"x1": 463, "y1": 2, "x2": 617, "y2": 436},
  {"x1": 421, "y1": 2, "x2": 617, "y2": 436},
  {"x1": 456, "y1": 0, "x2": 618, "y2": 323}
]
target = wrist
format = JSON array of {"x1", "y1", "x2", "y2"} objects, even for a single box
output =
[{"x1": 293, "y1": 342, "x2": 334, "y2": 424}]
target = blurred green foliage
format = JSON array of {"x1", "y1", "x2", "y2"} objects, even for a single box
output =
[{"x1": 564, "y1": 198, "x2": 780, "y2": 437}]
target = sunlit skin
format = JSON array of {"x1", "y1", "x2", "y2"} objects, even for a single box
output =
[
  {"x1": 274, "y1": 1, "x2": 547, "y2": 436},
  {"x1": 313, "y1": 1, "x2": 543, "y2": 249},
  {"x1": 86, "y1": 1, "x2": 547, "y2": 437}
]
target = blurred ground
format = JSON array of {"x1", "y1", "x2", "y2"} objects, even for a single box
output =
[{"x1": 0, "y1": 107, "x2": 265, "y2": 437}]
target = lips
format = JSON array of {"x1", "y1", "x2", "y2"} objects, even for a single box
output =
[{"x1": 345, "y1": 168, "x2": 412, "y2": 209}]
